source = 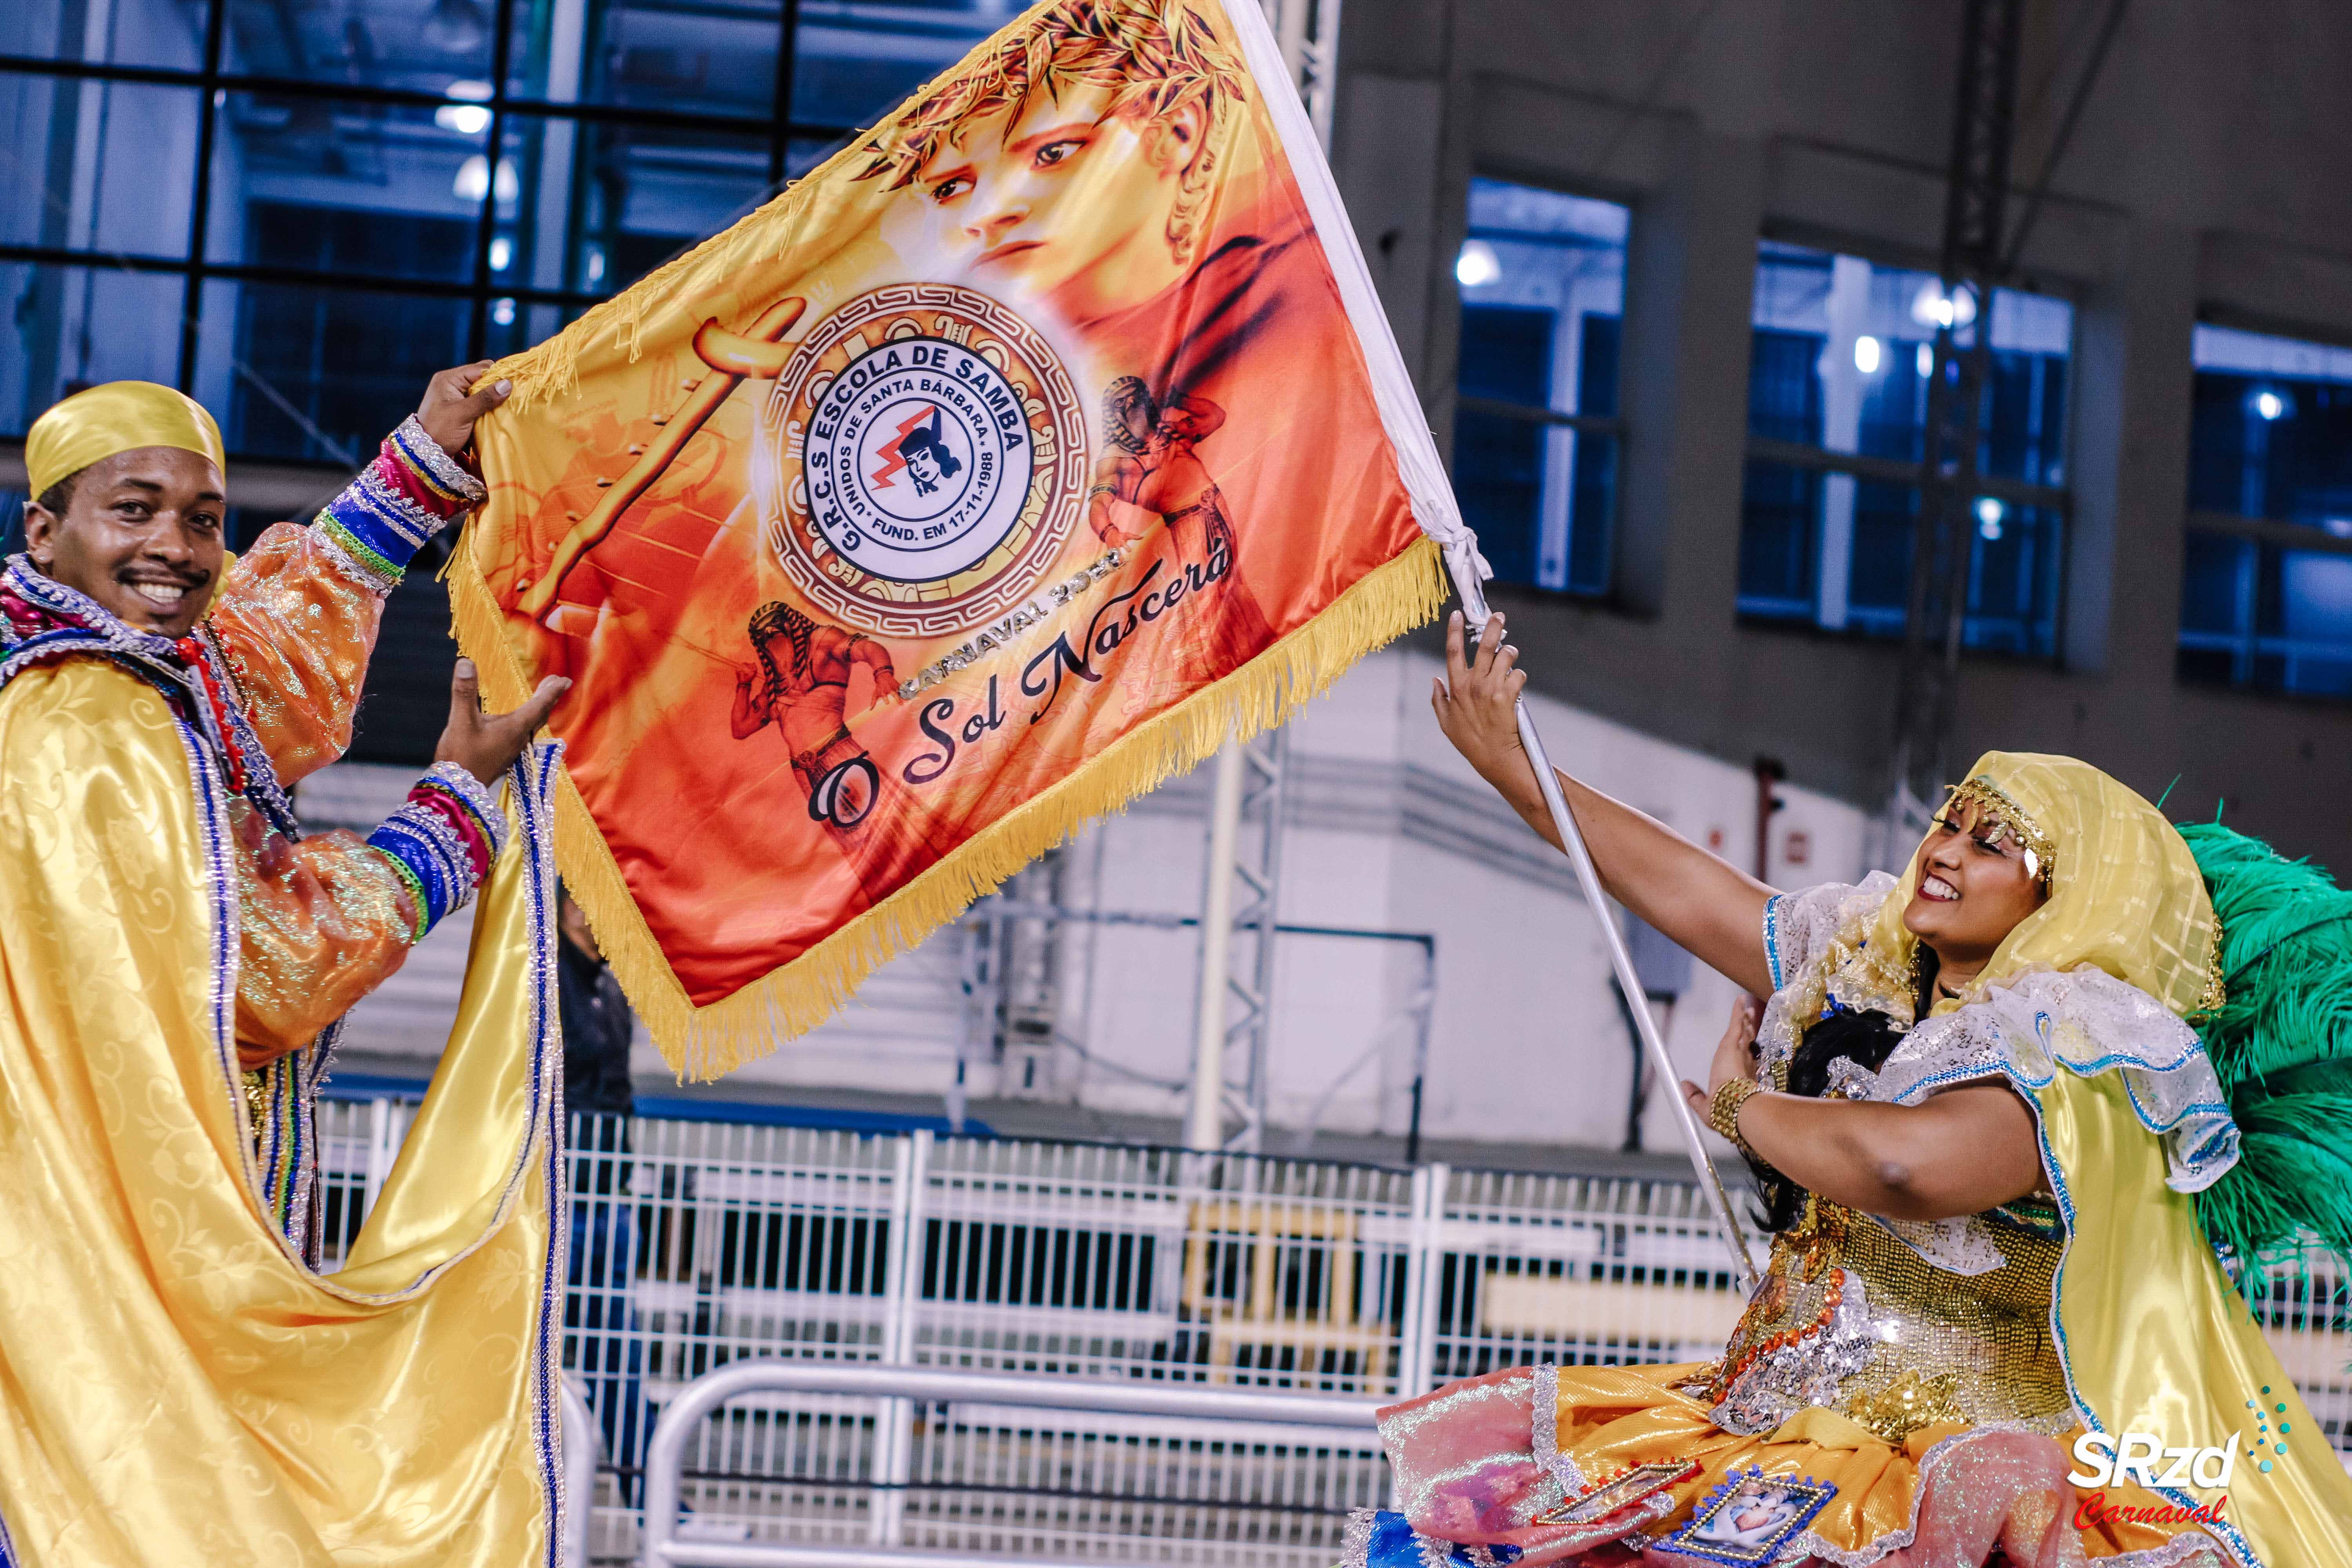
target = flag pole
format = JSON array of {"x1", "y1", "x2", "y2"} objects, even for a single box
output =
[
  {"x1": 1511, "y1": 699, "x2": 1762, "y2": 1292},
  {"x1": 1444, "y1": 567, "x2": 1760, "y2": 1291}
]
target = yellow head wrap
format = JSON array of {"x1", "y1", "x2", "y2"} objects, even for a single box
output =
[
  {"x1": 1810, "y1": 751, "x2": 2223, "y2": 1027},
  {"x1": 24, "y1": 381, "x2": 227, "y2": 501}
]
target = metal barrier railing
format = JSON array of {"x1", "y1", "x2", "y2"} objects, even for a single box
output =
[
  {"x1": 639, "y1": 1363, "x2": 1384, "y2": 1568},
  {"x1": 563, "y1": 1376, "x2": 603, "y2": 1568},
  {"x1": 310, "y1": 1100, "x2": 2352, "y2": 1565}
]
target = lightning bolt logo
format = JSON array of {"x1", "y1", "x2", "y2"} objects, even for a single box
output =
[{"x1": 869, "y1": 406, "x2": 938, "y2": 490}]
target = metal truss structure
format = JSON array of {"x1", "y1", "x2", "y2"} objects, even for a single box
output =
[{"x1": 1884, "y1": 0, "x2": 2026, "y2": 849}]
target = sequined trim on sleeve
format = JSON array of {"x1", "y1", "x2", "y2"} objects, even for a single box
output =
[
  {"x1": 1529, "y1": 1363, "x2": 1559, "y2": 1472},
  {"x1": 363, "y1": 765, "x2": 503, "y2": 941},
  {"x1": 390, "y1": 414, "x2": 486, "y2": 505},
  {"x1": 1842, "y1": 966, "x2": 2241, "y2": 1195},
  {"x1": 420, "y1": 760, "x2": 509, "y2": 864},
  {"x1": 309, "y1": 418, "x2": 485, "y2": 594}
]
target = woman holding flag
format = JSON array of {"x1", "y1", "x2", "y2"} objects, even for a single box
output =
[{"x1": 1363, "y1": 613, "x2": 2352, "y2": 1566}]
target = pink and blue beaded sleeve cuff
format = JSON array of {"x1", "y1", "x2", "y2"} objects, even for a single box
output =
[
  {"x1": 314, "y1": 416, "x2": 489, "y2": 594},
  {"x1": 365, "y1": 762, "x2": 508, "y2": 941}
]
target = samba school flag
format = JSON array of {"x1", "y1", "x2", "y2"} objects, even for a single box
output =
[{"x1": 457, "y1": 0, "x2": 1481, "y2": 1073}]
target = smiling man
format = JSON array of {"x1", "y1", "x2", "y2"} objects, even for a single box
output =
[{"x1": 0, "y1": 376, "x2": 578, "y2": 1566}]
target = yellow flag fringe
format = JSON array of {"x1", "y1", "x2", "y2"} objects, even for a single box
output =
[{"x1": 450, "y1": 531, "x2": 1449, "y2": 1078}]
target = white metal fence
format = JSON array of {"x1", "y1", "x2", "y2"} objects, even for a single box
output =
[{"x1": 311, "y1": 1102, "x2": 2352, "y2": 1566}]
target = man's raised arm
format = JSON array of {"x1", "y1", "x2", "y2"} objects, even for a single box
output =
[{"x1": 204, "y1": 367, "x2": 510, "y2": 786}]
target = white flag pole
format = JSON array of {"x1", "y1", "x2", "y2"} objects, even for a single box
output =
[
  {"x1": 1216, "y1": 0, "x2": 1760, "y2": 1289},
  {"x1": 1510, "y1": 691, "x2": 1764, "y2": 1292}
]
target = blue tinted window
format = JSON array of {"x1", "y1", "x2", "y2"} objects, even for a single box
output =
[
  {"x1": 2179, "y1": 327, "x2": 2352, "y2": 697},
  {"x1": 1450, "y1": 178, "x2": 1628, "y2": 596},
  {"x1": 1737, "y1": 241, "x2": 2071, "y2": 657}
]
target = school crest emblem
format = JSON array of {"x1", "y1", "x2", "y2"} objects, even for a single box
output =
[{"x1": 762, "y1": 283, "x2": 1088, "y2": 637}]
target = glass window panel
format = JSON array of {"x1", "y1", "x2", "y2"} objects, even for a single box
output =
[
  {"x1": 2186, "y1": 324, "x2": 2352, "y2": 528},
  {"x1": 4, "y1": 0, "x2": 209, "y2": 70},
  {"x1": 496, "y1": 111, "x2": 772, "y2": 300},
  {"x1": 1450, "y1": 407, "x2": 1621, "y2": 596},
  {"x1": 2179, "y1": 530, "x2": 2252, "y2": 638},
  {"x1": 0, "y1": 263, "x2": 187, "y2": 436},
  {"x1": 1747, "y1": 328, "x2": 1823, "y2": 446},
  {"x1": 1962, "y1": 498, "x2": 2062, "y2": 658},
  {"x1": 1738, "y1": 459, "x2": 2056, "y2": 655},
  {"x1": 225, "y1": 0, "x2": 494, "y2": 94},
  {"x1": 510, "y1": 0, "x2": 784, "y2": 119},
  {"x1": 2190, "y1": 539, "x2": 2352, "y2": 699},
  {"x1": 199, "y1": 277, "x2": 469, "y2": 463},
  {"x1": 1736, "y1": 461, "x2": 1819, "y2": 619},
  {"x1": 0, "y1": 77, "x2": 202, "y2": 258},
  {"x1": 1748, "y1": 241, "x2": 2071, "y2": 485},
  {"x1": 1844, "y1": 478, "x2": 1916, "y2": 626},
  {"x1": 1451, "y1": 178, "x2": 1626, "y2": 594},
  {"x1": 1743, "y1": 242, "x2": 2069, "y2": 650},
  {"x1": 1452, "y1": 403, "x2": 1546, "y2": 588},
  {"x1": 788, "y1": 2, "x2": 1004, "y2": 131},
  {"x1": 1458, "y1": 178, "x2": 1626, "y2": 417},
  {"x1": 2178, "y1": 329, "x2": 2352, "y2": 700},
  {"x1": 208, "y1": 91, "x2": 487, "y2": 283}
]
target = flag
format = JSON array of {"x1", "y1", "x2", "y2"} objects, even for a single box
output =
[{"x1": 457, "y1": 0, "x2": 1479, "y2": 1075}]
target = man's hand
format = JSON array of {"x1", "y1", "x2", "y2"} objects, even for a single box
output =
[
  {"x1": 435, "y1": 658, "x2": 568, "y2": 785},
  {"x1": 415, "y1": 361, "x2": 513, "y2": 457}
]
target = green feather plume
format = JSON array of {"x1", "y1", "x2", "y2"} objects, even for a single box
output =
[{"x1": 2178, "y1": 820, "x2": 2352, "y2": 1293}]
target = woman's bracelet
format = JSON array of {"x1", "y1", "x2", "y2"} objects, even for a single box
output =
[{"x1": 1708, "y1": 1077, "x2": 1765, "y2": 1160}]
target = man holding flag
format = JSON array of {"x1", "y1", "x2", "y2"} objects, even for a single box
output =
[{"x1": 0, "y1": 372, "x2": 573, "y2": 1565}]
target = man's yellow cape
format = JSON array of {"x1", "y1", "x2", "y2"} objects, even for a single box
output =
[{"x1": 0, "y1": 659, "x2": 568, "y2": 1567}]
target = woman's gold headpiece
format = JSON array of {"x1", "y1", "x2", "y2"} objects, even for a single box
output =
[{"x1": 1941, "y1": 776, "x2": 2056, "y2": 894}]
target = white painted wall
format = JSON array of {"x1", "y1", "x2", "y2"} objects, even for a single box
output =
[{"x1": 306, "y1": 645, "x2": 1870, "y2": 1154}]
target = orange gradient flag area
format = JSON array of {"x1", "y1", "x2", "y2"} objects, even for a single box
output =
[{"x1": 458, "y1": 0, "x2": 1479, "y2": 1074}]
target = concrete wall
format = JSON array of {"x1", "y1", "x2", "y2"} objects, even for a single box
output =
[{"x1": 1334, "y1": 0, "x2": 2352, "y2": 871}]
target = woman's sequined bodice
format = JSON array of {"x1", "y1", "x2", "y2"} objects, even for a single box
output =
[{"x1": 1704, "y1": 1193, "x2": 2071, "y2": 1443}]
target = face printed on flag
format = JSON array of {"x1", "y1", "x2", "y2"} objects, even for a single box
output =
[{"x1": 462, "y1": 0, "x2": 1448, "y2": 1071}]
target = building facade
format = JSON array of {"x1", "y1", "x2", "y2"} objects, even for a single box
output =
[{"x1": 1337, "y1": 0, "x2": 2352, "y2": 869}]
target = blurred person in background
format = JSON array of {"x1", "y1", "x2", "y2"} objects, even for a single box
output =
[{"x1": 560, "y1": 883, "x2": 636, "y2": 1118}]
